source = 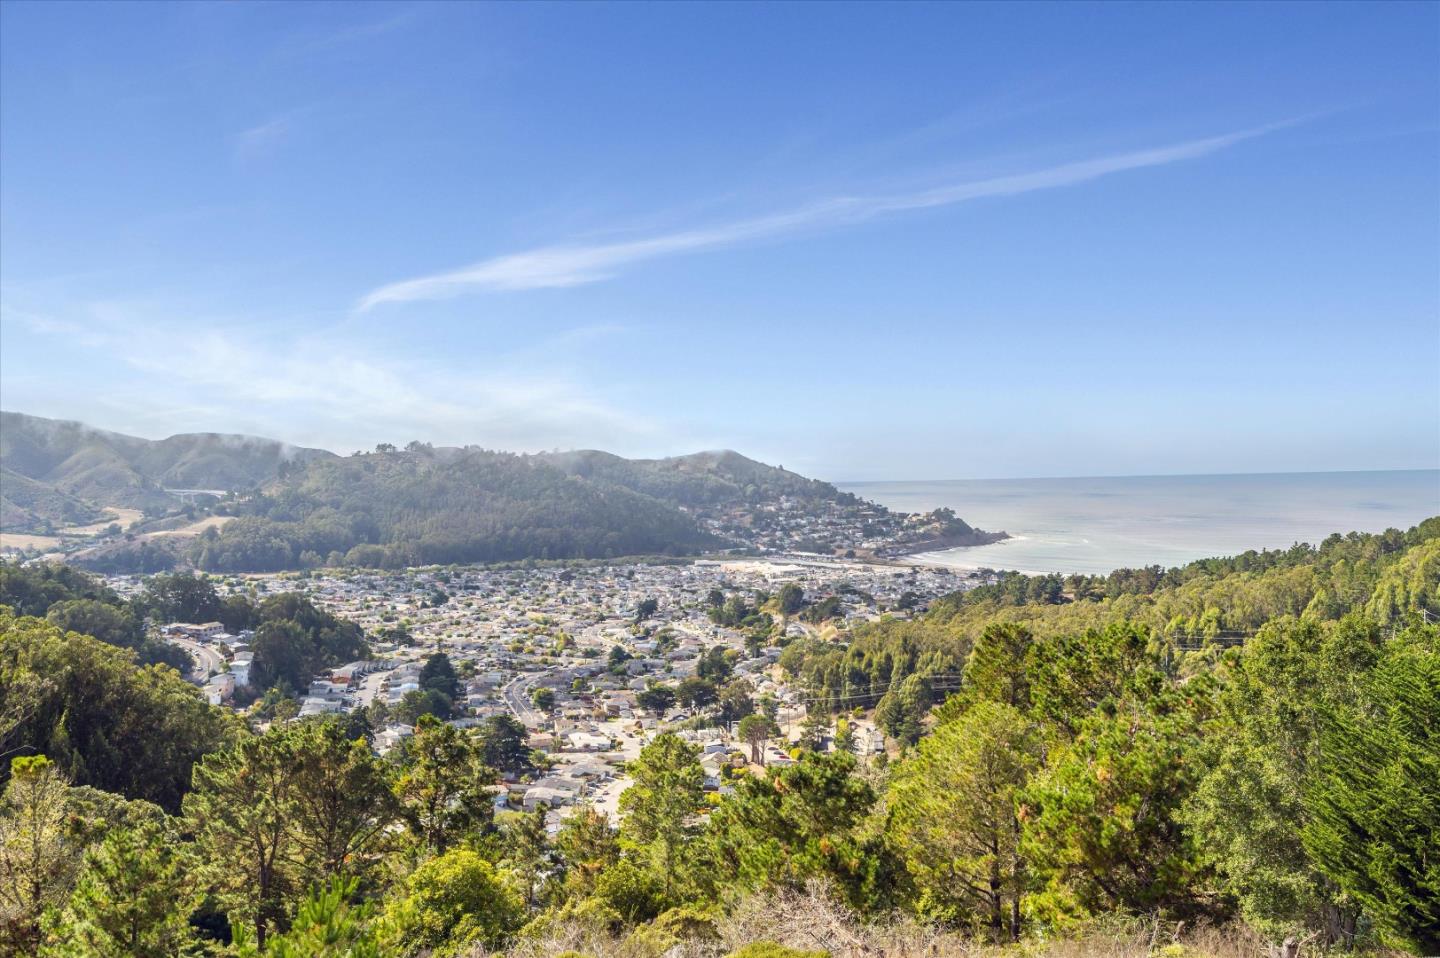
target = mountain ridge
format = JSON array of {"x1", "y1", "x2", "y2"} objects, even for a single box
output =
[{"x1": 1, "y1": 411, "x2": 1002, "y2": 572}]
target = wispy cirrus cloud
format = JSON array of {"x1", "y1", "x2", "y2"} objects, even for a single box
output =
[
  {"x1": 3, "y1": 301, "x2": 659, "y2": 453},
  {"x1": 233, "y1": 115, "x2": 292, "y2": 164},
  {"x1": 357, "y1": 122, "x2": 1289, "y2": 311}
]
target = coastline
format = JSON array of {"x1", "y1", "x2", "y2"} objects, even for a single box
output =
[{"x1": 879, "y1": 527, "x2": 1010, "y2": 560}]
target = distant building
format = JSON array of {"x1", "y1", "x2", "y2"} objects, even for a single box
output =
[{"x1": 230, "y1": 652, "x2": 252, "y2": 687}]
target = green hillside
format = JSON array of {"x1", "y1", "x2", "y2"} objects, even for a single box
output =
[
  {"x1": 538, "y1": 448, "x2": 856, "y2": 507},
  {"x1": 0, "y1": 467, "x2": 105, "y2": 531},
  {"x1": 186, "y1": 446, "x2": 723, "y2": 571},
  {"x1": 0, "y1": 411, "x2": 334, "y2": 525}
]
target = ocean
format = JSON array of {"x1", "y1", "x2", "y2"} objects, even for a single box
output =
[{"x1": 838, "y1": 470, "x2": 1440, "y2": 575}]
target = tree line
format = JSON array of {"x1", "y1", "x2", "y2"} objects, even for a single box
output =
[{"x1": 0, "y1": 520, "x2": 1436, "y2": 956}]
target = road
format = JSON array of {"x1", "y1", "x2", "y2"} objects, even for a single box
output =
[
  {"x1": 502, "y1": 669, "x2": 551, "y2": 726},
  {"x1": 166, "y1": 637, "x2": 223, "y2": 683},
  {"x1": 354, "y1": 667, "x2": 392, "y2": 708}
]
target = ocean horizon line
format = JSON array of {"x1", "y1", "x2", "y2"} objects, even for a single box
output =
[{"x1": 837, "y1": 466, "x2": 1440, "y2": 487}]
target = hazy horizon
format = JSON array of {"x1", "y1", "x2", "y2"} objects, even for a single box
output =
[
  {"x1": 6, "y1": 406, "x2": 1439, "y2": 487},
  {"x1": 2, "y1": 3, "x2": 1437, "y2": 481}
]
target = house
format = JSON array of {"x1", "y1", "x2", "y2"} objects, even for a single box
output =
[
  {"x1": 299, "y1": 697, "x2": 345, "y2": 718},
  {"x1": 374, "y1": 724, "x2": 414, "y2": 754},
  {"x1": 522, "y1": 785, "x2": 573, "y2": 810},
  {"x1": 230, "y1": 652, "x2": 252, "y2": 687},
  {"x1": 565, "y1": 731, "x2": 612, "y2": 751},
  {"x1": 204, "y1": 672, "x2": 235, "y2": 705},
  {"x1": 163, "y1": 621, "x2": 225, "y2": 641},
  {"x1": 308, "y1": 680, "x2": 348, "y2": 701}
]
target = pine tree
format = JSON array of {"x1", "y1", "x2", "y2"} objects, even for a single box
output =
[
  {"x1": 887, "y1": 701, "x2": 1039, "y2": 938},
  {"x1": 44, "y1": 820, "x2": 199, "y2": 957},
  {"x1": 394, "y1": 715, "x2": 495, "y2": 856},
  {"x1": 619, "y1": 733, "x2": 704, "y2": 903},
  {"x1": 1303, "y1": 634, "x2": 1440, "y2": 953},
  {"x1": 0, "y1": 757, "x2": 79, "y2": 956},
  {"x1": 183, "y1": 735, "x2": 298, "y2": 948}
]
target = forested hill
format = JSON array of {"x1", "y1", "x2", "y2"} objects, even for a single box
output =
[
  {"x1": 0, "y1": 411, "x2": 334, "y2": 528},
  {"x1": 182, "y1": 446, "x2": 724, "y2": 572},
  {"x1": 4, "y1": 413, "x2": 988, "y2": 573},
  {"x1": 537, "y1": 448, "x2": 857, "y2": 507}
]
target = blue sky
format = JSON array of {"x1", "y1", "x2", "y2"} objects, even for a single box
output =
[{"x1": 2, "y1": 1, "x2": 1436, "y2": 481}]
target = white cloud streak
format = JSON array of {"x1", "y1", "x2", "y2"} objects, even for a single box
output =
[
  {"x1": 358, "y1": 123, "x2": 1282, "y2": 310},
  {"x1": 5, "y1": 303, "x2": 659, "y2": 454},
  {"x1": 233, "y1": 116, "x2": 291, "y2": 164}
]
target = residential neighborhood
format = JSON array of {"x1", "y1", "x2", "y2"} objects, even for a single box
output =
[{"x1": 123, "y1": 554, "x2": 976, "y2": 832}]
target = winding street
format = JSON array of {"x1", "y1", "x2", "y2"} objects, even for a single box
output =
[{"x1": 165, "y1": 636, "x2": 224, "y2": 684}]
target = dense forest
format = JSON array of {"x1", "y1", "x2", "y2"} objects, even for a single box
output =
[
  {"x1": 779, "y1": 521, "x2": 1440, "y2": 740},
  {"x1": 188, "y1": 447, "x2": 724, "y2": 572},
  {"x1": 184, "y1": 445, "x2": 877, "y2": 573},
  {"x1": 535, "y1": 449, "x2": 858, "y2": 509},
  {"x1": 0, "y1": 520, "x2": 1436, "y2": 957}
]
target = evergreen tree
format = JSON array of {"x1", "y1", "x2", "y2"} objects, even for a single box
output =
[
  {"x1": 554, "y1": 807, "x2": 619, "y2": 902},
  {"x1": 44, "y1": 820, "x2": 200, "y2": 958},
  {"x1": 887, "y1": 701, "x2": 1039, "y2": 938},
  {"x1": 281, "y1": 719, "x2": 398, "y2": 887},
  {"x1": 183, "y1": 734, "x2": 298, "y2": 948},
  {"x1": 394, "y1": 716, "x2": 495, "y2": 856},
  {"x1": 705, "y1": 750, "x2": 882, "y2": 910},
  {"x1": 1183, "y1": 618, "x2": 1377, "y2": 945},
  {"x1": 379, "y1": 849, "x2": 521, "y2": 956},
  {"x1": 231, "y1": 877, "x2": 379, "y2": 958},
  {"x1": 502, "y1": 804, "x2": 553, "y2": 910},
  {"x1": 0, "y1": 757, "x2": 79, "y2": 956},
  {"x1": 619, "y1": 733, "x2": 704, "y2": 903},
  {"x1": 1303, "y1": 632, "x2": 1440, "y2": 953}
]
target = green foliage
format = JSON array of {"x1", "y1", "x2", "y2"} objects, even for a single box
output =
[
  {"x1": 619, "y1": 733, "x2": 705, "y2": 903},
  {"x1": 476, "y1": 714, "x2": 535, "y2": 776},
  {"x1": 280, "y1": 720, "x2": 398, "y2": 887},
  {"x1": 776, "y1": 583, "x2": 806, "y2": 616},
  {"x1": 0, "y1": 756, "x2": 78, "y2": 956},
  {"x1": 590, "y1": 857, "x2": 666, "y2": 926},
  {"x1": 232, "y1": 877, "x2": 379, "y2": 958},
  {"x1": 637, "y1": 682, "x2": 676, "y2": 714},
  {"x1": 419, "y1": 652, "x2": 460, "y2": 705},
  {"x1": 1182, "y1": 617, "x2": 1378, "y2": 943},
  {"x1": 248, "y1": 592, "x2": 368, "y2": 692},
  {"x1": 726, "y1": 943, "x2": 829, "y2": 958},
  {"x1": 554, "y1": 807, "x2": 620, "y2": 903},
  {"x1": 0, "y1": 560, "x2": 123, "y2": 617},
  {"x1": 1302, "y1": 628, "x2": 1440, "y2": 953},
  {"x1": 183, "y1": 732, "x2": 300, "y2": 947},
  {"x1": 0, "y1": 562, "x2": 184, "y2": 667},
  {"x1": 379, "y1": 848, "x2": 522, "y2": 956},
  {"x1": 531, "y1": 686, "x2": 557, "y2": 712},
  {"x1": 134, "y1": 571, "x2": 225, "y2": 625},
  {"x1": 393, "y1": 716, "x2": 495, "y2": 856},
  {"x1": 193, "y1": 448, "x2": 724, "y2": 572},
  {"x1": 1020, "y1": 694, "x2": 1211, "y2": 922},
  {"x1": 42, "y1": 819, "x2": 200, "y2": 957},
  {"x1": 887, "y1": 701, "x2": 1040, "y2": 935},
  {"x1": 183, "y1": 720, "x2": 397, "y2": 947},
  {"x1": 704, "y1": 751, "x2": 884, "y2": 911},
  {"x1": 0, "y1": 610, "x2": 234, "y2": 811},
  {"x1": 737, "y1": 713, "x2": 778, "y2": 764},
  {"x1": 393, "y1": 688, "x2": 453, "y2": 724}
]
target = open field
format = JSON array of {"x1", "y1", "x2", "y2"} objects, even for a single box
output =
[
  {"x1": 141, "y1": 515, "x2": 235, "y2": 539},
  {"x1": 0, "y1": 533, "x2": 63, "y2": 552},
  {"x1": 57, "y1": 506, "x2": 145, "y2": 536}
]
